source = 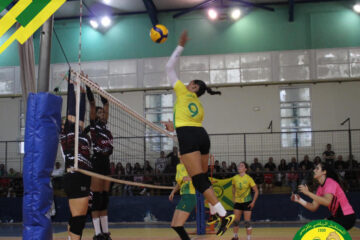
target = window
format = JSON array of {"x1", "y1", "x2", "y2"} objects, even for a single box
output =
[
  {"x1": 145, "y1": 92, "x2": 174, "y2": 151},
  {"x1": 280, "y1": 87, "x2": 312, "y2": 147}
]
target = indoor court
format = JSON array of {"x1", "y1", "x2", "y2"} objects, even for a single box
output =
[{"x1": 1, "y1": 0, "x2": 360, "y2": 240}]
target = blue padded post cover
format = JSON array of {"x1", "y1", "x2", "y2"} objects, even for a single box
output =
[{"x1": 23, "y1": 92, "x2": 62, "y2": 240}]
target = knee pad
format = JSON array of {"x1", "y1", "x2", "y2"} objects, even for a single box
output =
[
  {"x1": 244, "y1": 221, "x2": 252, "y2": 229},
  {"x1": 101, "y1": 191, "x2": 109, "y2": 211},
  {"x1": 92, "y1": 192, "x2": 103, "y2": 211},
  {"x1": 69, "y1": 215, "x2": 87, "y2": 236},
  {"x1": 192, "y1": 173, "x2": 211, "y2": 193}
]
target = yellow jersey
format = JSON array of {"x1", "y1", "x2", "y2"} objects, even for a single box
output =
[
  {"x1": 176, "y1": 163, "x2": 196, "y2": 195},
  {"x1": 173, "y1": 80, "x2": 204, "y2": 128},
  {"x1": 232, "y1": 174, "x2": 256, "y2": 203}
]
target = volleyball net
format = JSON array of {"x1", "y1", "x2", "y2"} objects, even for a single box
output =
[{"x1": 69, "y1": 70, "x2": 176, "y2": 189}]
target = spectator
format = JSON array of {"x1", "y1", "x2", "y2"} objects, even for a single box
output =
[
  {"x1": 264, "y1": 157, "x2": 276, "y2": 171},
  {"x1": 166, "y1": 146, "x2": 180, "y2": 173},
  {"x1": 133, "y1": 162, "x2": 143, "y2": 175},
  {"x1": 213, "y1": 160, "x2": 221, "y2": 174},
  {"x1": 298, "y1": 164, "x2": 311, "y2": 186},
  {"x1": 322, "y1": 143, "x2": 335, "y2": 166},
  {"x1": 338, "y1": 164, "x2": 346, "y2": 179},
  {"x1": 313, "y1": 156, "x2": 322, "y2": 166},
  {"x1": 7, "y1": 168, "x2": 18, "y2": 177},
  {"x1": 263, "y1": 167, "x2": 274, "y2": 192},
  {"x1": 346, "y1": 154, "x2": 358, "y2": 170},
  {"x1": 52, "y1": 162, "x2": 64, "y2": 177},
  {"x1": 113, "y1": 162, "x2": 125, "y2": 195},
  {"x1": 144, "y1": 160, "x2": 154, "y2": 175},
  {"x1": 250, "y1": 158, "x2": 263, "y2": 172},
  {"x1": 278, "y1": 159, "x2": 288, "y2": 171},
  {"x1": 288, "y1": 157, "x2": 298, "y2": 170},
  {"x1": 110, "y1": 162, "x2": 116, "y2": 176},
  {"x1": 155, "y1": 151, "x2": 168, "y2": 175},
  {"x1": 299, "y1": 155, "x2": 314, "y2": 170},
  {"x1": 287, "y1": 166, "x2": 298, "y2": 192},
  {"x1": 228, "y1": 162, "x2": 237, "y2": 174},
  {"x1": 220, "y1": 161, "x2": 228, "y2": 178},
  {"x1": 253, "y1": 167, "x2": 264, "y2": 194},
  {"x1": 278, "y1": 159, "x2": 288, "y2": 186},
  {"x1": 334, "y1": 155, "x2": 345, "y2": 170},
  {"x1": 115, "y1": 162, "x2": 125, "y2": 177},
  {"x1": 124, "y1": 163, "x2": 133, "y2": 196},
  {"x1": 0, "y1": 164, "x2": 7, "y2": 177}
]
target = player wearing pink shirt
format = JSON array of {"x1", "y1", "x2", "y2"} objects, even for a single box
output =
[{"x1": 291, "y1": 162, "x2": 356, "y2": 230}]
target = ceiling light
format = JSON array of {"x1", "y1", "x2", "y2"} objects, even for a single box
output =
[
  {"x1": 353, "y1": 3, "x2": 360, "y2": 13},
  {"x1": 90, "y1": 19, "x2": 99, "y2": 29},
  {"x1": 103, "y1": 0, "x2": 111, "y2": 4},
  {"x1": 101, "y1": 16, "x2": 111, "y2": 27},
  {"x1": 207, "y1": 9, "x2": 218, "y2": 20},
  {"x1": 230, "y1": 8, "x2": 241, "y2": 20}
]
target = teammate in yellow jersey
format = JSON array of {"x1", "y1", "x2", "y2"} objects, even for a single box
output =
[
  {"x1": 163, "y1": 30, "x2": 234, "y2": 237},
  {"x1": 169, "y1": 158, "x2": 196, "y2": 240},
  {"x1": 232, "y1": 162, "x2": 259, "y2": 240}
]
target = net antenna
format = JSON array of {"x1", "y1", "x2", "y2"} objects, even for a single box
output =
[{"x1": 74, "y1": 0, "x2": 83, "y2": 170}]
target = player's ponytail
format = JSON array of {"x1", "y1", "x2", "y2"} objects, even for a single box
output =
[{"x1": 193, "y1": 80, "x2": 221, "y2": 97}]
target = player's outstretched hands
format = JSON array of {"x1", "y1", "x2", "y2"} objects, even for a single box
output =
[{"x1": 178, "y1": 30, "x2": 189, "y2": 47}]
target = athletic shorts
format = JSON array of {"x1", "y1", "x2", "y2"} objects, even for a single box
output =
[
  {"x1": 63, "y1": 172, "x2": 91, "y2": 199},
  {"x1": 176, "y1": 127, "x2": 210, "y2": 155},
  {"x1": 176, "y1": 194, "x2": 197, "y2": 213},
  {"x1": 328, "y1": 213, "x2": 356, "y2": 230},
  {"x1": 92, "y1": 154, "x2": 110, "y2": 175},
  {"x1": 234, "y1": 201, "x2": 252, "y2": 211}
]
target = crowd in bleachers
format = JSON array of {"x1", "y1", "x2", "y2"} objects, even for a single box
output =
[{"x1": 0, "y1": 144, "x2": 359, "y2": 197}]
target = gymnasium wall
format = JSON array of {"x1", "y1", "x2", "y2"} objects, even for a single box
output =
[
  {"x1": 1, "y1": 2, "x2": 360, "y2": 66},
  {"x1": 1, "y1": 1, "x2": 360, "y2": 170}
]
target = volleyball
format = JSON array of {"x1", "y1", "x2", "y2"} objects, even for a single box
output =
[{"x1": 150, "y1": 24, "x2": 168, "y2": 44}]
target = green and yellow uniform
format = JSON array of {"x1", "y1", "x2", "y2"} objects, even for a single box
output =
[
  {"x1": 175, "y1": 163, "x2": 196, "y2": 213},
  {"x1": 232, "y1": 174, "x2": 256, "y2": 203},
  {"x1": 173, "y1": 80, "x2": 204, "y2": 128}
]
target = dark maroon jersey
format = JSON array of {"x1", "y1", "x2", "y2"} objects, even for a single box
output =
[
  {"x1": 60, "y1": 123, "x2": 92, "y2": 170},
  {"x1": 90, "y1": 120, "x2": 113, "y2": 156}
]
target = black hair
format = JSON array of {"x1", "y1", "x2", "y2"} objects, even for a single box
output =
[
  {"x1": 317, "y1": 162, "x2": 346, "y2": 190},
  {"x1": 193, "y1": 80, "x2": 221, "y2": 97}
]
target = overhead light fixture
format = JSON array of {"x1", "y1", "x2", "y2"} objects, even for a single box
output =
[
  {"x1": 230, "y1": 8, "x2": 241, "y2": 20},
  {"x1": 353, "y1": 3, "x2": 360, "y2": 13},
  {"x1": 103, "y1": 0, "x2": 111, "y2": 4},
  {"x1": 101, "y1": 16, "x2": 111, "y2": 27},
  {"x1": 207, "y1": 9, "x2": 218, "y2": 20},
  {"x1": 90, "y1": 19, "x2": 99, "y2": 29}
]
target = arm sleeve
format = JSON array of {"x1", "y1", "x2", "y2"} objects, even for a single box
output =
[{"x1": 166, "y1": 46, "x2": 184, "y2": 87}]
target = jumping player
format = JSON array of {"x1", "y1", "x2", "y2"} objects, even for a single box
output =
[
  {"x1": 164, "y1": 30, "x2": 235, "y2": 236},
  {"x1": 60, "y1": 77, "x2": 92, "y2": 240}
]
